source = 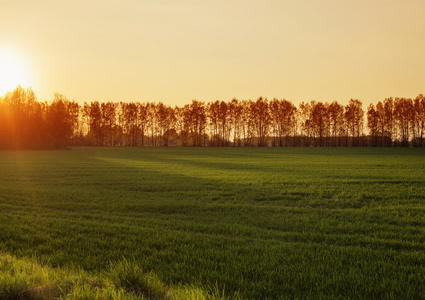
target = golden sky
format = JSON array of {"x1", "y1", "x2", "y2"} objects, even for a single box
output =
[{"x1": 1, "y1": 0, "x2": 424, "y2": 106}]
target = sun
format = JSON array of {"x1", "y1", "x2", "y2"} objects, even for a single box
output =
[{"x1": 0, "y1": 48, "x2": 30, "y2": 97}]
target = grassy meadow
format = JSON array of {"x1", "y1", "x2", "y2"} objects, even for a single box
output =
[{"x1": 0, "y1": 147, "x2": 425, "y2": 299}]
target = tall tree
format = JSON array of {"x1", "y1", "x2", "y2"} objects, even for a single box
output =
[
  {"x1": 413, "y1": 94, "x2": 425, "y2": 146},
  {"x1": 101, "y1": 102, "x2": 117, "y2": 146},
  {"x1": 311, "y1": 101, "x2": 329, "y2": 147},
  {"x1": 327, "y1": 101, "x2": 345, "y2": 147},
  {"x1": 367, "y1": 103, "x2": 379, "y2": 147},
  {"x1": 138, "y1": 102, "x2": 148, "y2": 147},
  {"x1": 383, "y1": 98, "x2": 394, "y2": 146},
  {"x1": 344, "y1": 99, "x2": 364, "y2": 147},
  {"x1": 207, "y1": 101, "x2": 220, "y2": 146},
  {"x1": 394, "y1": 97, "x2": 413, "y2": 146},
  {"x1": 251, "y1": 97, "x2": 270, "y2": 146},
  {"x1": 46, "y1": 93, "x2": 75, "y2": 148},
  {"x1": 269, "y1": 98, "x2": 297, "y2": 147},
  {"x1": 184, "y1": 100, "x2": 206, "y2": 147},
  {"x1": 228, "y1": 98, "x2": 242, "y2": 146},
  {"x1": 89, "y1": 101, "x2": 102, "y2": 146},
  {"x1": 299, "y1": 101, "x2": 313, "y2": 146}
]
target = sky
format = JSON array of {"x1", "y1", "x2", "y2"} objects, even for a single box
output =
[{"x1": 1, "y1": 0, "x2": 424, "y2": 107}]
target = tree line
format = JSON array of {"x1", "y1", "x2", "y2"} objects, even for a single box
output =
[{"x1": 0, "y1": 86, "x2": 424, "y2": 149}]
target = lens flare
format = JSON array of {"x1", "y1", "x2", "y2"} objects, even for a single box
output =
[{"x1": 0, "y1": 48, "x2": 29, "y2": 97}]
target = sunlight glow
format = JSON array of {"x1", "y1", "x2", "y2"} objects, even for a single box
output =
[{"x1": 0, "y1": 49, "x2": 29, "y2": 97}]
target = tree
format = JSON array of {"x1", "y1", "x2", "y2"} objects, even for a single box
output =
[
  {"x1": 173, "y1": 105, "x2": 186, "y2": 146},
  {"x1": 344, "y1": 99, "x2": 364, "y2": 147},
  {"x1": 156, "y1": 102, "x2": 176, "y2": 146},
  {"x1": 184, "y1": 100, "x2": 206, "y2": 147},
  {"x1": 46, "y1": 93, "x2": 75, "y2": 148},
  {"x1": 122, "y1": 102, "x2": 139, "y2": 146},
  {"x1": 367, "y1": 103, "x2": 378, "y2": 146},
  {"x1": 207, "y1": 101, "x2": 220, "y2": 146},
  {"x1": 228, "y1": 98, "x2": 242, "y2": 146},
  {"x1": 89, "y1": 101, "x2": 102, "y2": 146},
  {"x1": 299, "y1": 101, "x2": 313, "y2": 146},
  {"x1": 138, "y1": 102, "x2": 149, "y2": 147},
  {"x1": 311, "y1": 101, "x2": 329, "y2": 147},
  {"x1": 413, "y1": 95, "x2": 425, "y2": 146},
  {"x1": 250, "y1": 97, "x2": 270, "y2": 146},
  {"x1": 394, "y1": 98, "x2": 413, "y2": 146},
  {"x1": 327, "y1": 101, "x2": 345, "y2": 147},
  {"x1": 218, "y1": 101, "x2": 230, "y2": 146},
  {"x1": 383, "y1": 98, "x2": 394, "y2": 146},
  {"x1": 269, "y1": 98, "x2": 297, "y2": 147},
  {"x1": 101, "y1": 102, "x2": 117, "y2": 146},
  {"x1": 240, "y1": 100, "x2": 252, "y2": 146}
]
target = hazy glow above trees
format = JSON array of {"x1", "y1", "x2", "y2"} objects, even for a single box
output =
[
  {"x1": 0, "y1": 1, "x2": 424, "y2": 105},
  {"x1": 0, "y1": 49, "x2": 29, "y2": 97}
]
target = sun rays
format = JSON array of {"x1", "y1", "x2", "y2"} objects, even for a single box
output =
[{"x1": 0, "y1": 48, "x2": 30, "y2": 97}]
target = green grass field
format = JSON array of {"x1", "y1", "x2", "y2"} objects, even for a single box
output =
[{"x1": 1, "y1": 147, "x2": 425, "y2": 299}]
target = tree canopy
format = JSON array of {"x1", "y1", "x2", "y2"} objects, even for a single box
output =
[{"x1": 0, "y1": 86, "x2": 424, "y2": 149}]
